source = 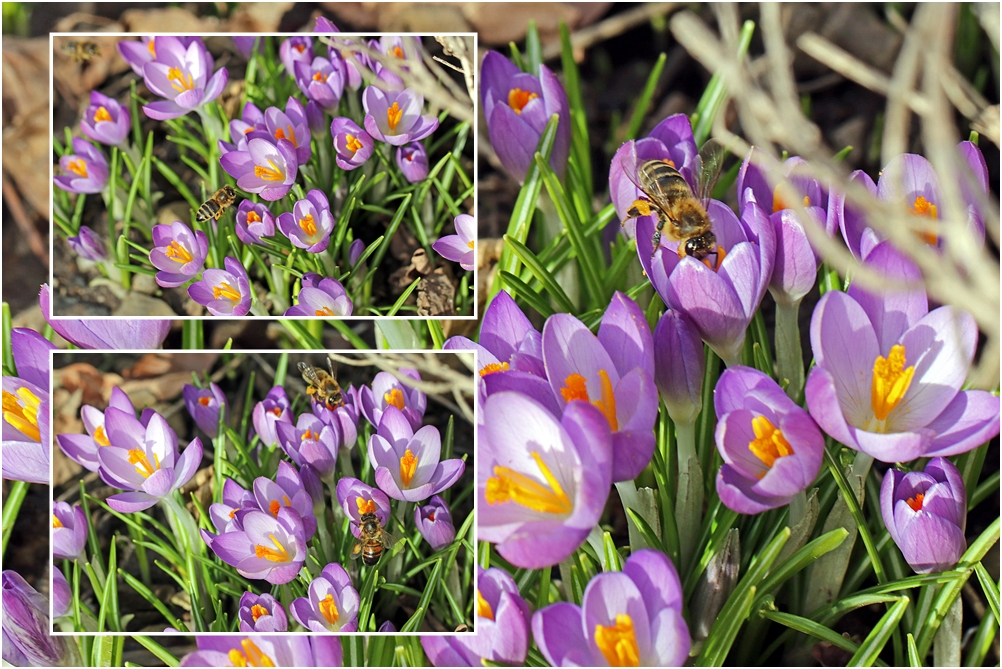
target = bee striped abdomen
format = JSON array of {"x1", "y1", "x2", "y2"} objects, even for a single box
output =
[{"x1": 196, "y1": 201, "x2": 222, "y2": 222}]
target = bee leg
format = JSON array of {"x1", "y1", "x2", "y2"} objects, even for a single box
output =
[
  {"x1": 627, "y1": 199, "x2": 654, "y2": 222},
  {"x1": 676, "y1": 244, "x2": 687, "y2": 260}
]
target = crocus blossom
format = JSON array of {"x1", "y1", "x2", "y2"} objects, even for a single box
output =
[
  {"x1": 149, "y1": 220, "x2": 208, "y2": 288},
  {"x1": 294, "y1": 57, "x2": 346, "y2": 113},
  {"x1": 714, "y1": 366, "x2": 824, "y2": 514},
  {"x1": 80, "y1": 90, "x2": 130, "y2": 146},
  {"x1": 362, "y1": 87, "x2": 439, "y2": 146},
  {"x1": 252, "y1": 461, "x2": 318, "y2": 540},
  {"x1": 54, "y1": 137, "x2": 108, "y2": 194},
  {"x1": 264, "y1": 97, "x2": 312, "y2": 164},
  {"x1": 188, "y1": 257, "x2": 253, "y2": 317},
  {"x1": 183, "y1": 382, "x2": 228, "y2": 437},
  {"x1": 653, "y1": 308, "x2": 704, "y2": 425},
  {"x1": 52, "y1": 568, "x2": 71, "y2": 619},
  {"x1": 205, "y1": 507, "x2": 307, "y2": 584},
  {"x1": 880, "y1": 457, "x2": 967, "y2": 573},
  {"x1": 480, "y1": 392, "x2": 612, "y2": 569},
  {"x1": 285, "y1": 274, "x2": 353, "y2": 317},
  {"x1": 335, "y1": 477, "x2": 391, "y2": 539},
  {"x1": 330, "y1": 117, "x2": 374, "y2": 170},
  {"x1": 97, "y1": 408, "x2": 203, "y2": 513},
  {"x1": 414, "y1": 494, "x2": 456, "y2": 551},
  {"x1": 52, "y1": 502, "x2": 88, "y2": 561},
  {"x1": 2, "y1": 328, "x2": 54, "y2": 484},
  {"x1": 480, "y1": 50, "x2": 570, "y2": 183},
  {"x1": 279, "y1": 35, "x2": 314, "y2": 78},
  {"x1": 533, "y1": 549, "x2": 690, "y2": 666},
  {"x1": 141, "y1": 37, "x2": 228, "y2": 120},
  {"x1": 180, "y1": 635, "x2": 342, "y2": 667},
  {"x1": 290, "y1": 564, "x2": 360, "y2": 632},
  {"x1": 232, "y1": 35, "x2": 264, "y2": 59},
  {"x1": 367, "y1": 406, "x2": 464, "y2": 502},
  {"x1": 207, "y1": 478, "x2": 256, "y2": 536},
  {"x1": 238, "y1": 592, "x2": 288, "y2": 633},
  {"x1": 432, "y1": 214, "x2": 476, "y2": 272},
  {"x1": 67, "y1": 225, "x2": 106, "y2": 262},
  {"x1": 234, "y1": 200, "x2": 275, "y2": 246},
  {"x1": 220, "y1": 137, "x2": 299, "y2": 201},
  {"x1": 117, "y1": 36, "x2": 196, "y2": 76},
  {"x1": 251, "y1": 386, "x2": 292, "y2": 448},
  {"x1": 542, "y1": 292, "x2": 658, "y2": 482},
  {"x1": 219, "y1": 102, "x2": 265, "y2": 155},
  {"x1": 805, "y1": 241, "x2": 1001, "y2": 462},
  {"x1": 40, "y1": 285, "x2": 172, "y2": 350},
  {"x1": 277, "y1": 189, "x2": 335, "y2": 253},
  {"x1": 359, "y1": 369, "x2": 427, "y2": 431},
  {"x1": 421, "y1": 567, "x2": 530, "y2": 666},
  {"x1": 276, "y1": 412, "x2": 340, "y2": 482},
  {"x1": 396, "y1": 141, "x2": 429, "y2": 182},
  {"x1": 2, "y1": 571, "x2": 75, "y2": 667}
]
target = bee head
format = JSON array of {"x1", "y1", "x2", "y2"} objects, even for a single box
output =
[{"x1": 684, "y1": 231, "x2": 716, "y2": 259}]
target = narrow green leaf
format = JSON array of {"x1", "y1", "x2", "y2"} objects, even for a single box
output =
[
  {"x1": 906, "y1": 633, "x2": 921, "y2": 667},
  {"x1": 624, "y1": 53, "x2": 667, "y2": 141},
  {"x1": 974, "y1": 562, "x2": 1000, "y2": 622},
  {"x1": 504, "y1": 235, "x2": 576, "y2": 313},
  {"x1": 760, "y1": 602, "x2": 865, "y2": 657},
  {"x1": 756, "y1": 528, "x2": 849, "y2": 598},
  {"x1": 692, "y1": 20, "x2": 755, "y2": 146},
  {"x1": 625, "y1": 507, "x2": 667, "y2": 555},
  {"x1": 559, "y1": 21, "x2": 592, "y2": 200},
  {"x1": 120, "y1": 569, "x2": 185, "y2": 631},
  {"x1": 132, "y1": 636, "x2": 180, "y2": 667},
  {"x1": 848, "y1": 595, "x2": 910, "y2": 666}
]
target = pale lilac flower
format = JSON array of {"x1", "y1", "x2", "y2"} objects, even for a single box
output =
[
  {"x1": 204, "y1": 507, "x2": 307, "y2": 584},
  {"x1": 238, "y1": 592, "x2": 287, "y2": 633},
  {"x1": 263, "y1": 97, "x2": 312, "y2": 164},
  {"x1": 252, "y1": 461, "x2": 317, "y2": 540},
  {"x1": 149, "y1": 220, "x2": 208, "y2": 288},
  {"x1": 330, "y1": 117, "x2": 374, "y2": 170},
  {"x1": 188, "y1": 257, "x2": 252, "y2": 317},
  {"x1": 180, "y1": 635, "x2": 342, "y2": 667},
  {"x1": 51, "y1": 568, "x2": 71, "y2": 619},
  {"x1": 285, "y1": 275, "x2": 353, "y2": 317},
  {"x1": 80, "y1": 91, "x2": 130, "y2": 146},
  {"x1": 276, "y1": 413, "x2": 340, "y2": 483},
  {"x1": 251, "y1": 387, "x2": 292, "y2": 448},
  {"x1": 414, "y1": 495, "x2": 455, "y2": 550},
  {"x1": 295, "y1": 57, "x2": 346, "y2": 113},
  {"x1": 336, "y1": 478, "x2": 391, "y2": 539},
  {"x1": 363, "y1": 87, "x2": 439, "y2": 146},
  {"x1": 54, "y1": 138, "x2": 108, "y2": 194},
  {"x1": 40, "y1": 285, "x2": 171, "y2": 350},
  {"x1": 359, "y1": 369, "x2": 427, "y2": 431},
  {"x1": 67, "y1": 225, "x2": 106, "y2": 262},
  {"x1": 396, "y1": 141, "x2": 428, "y2": 182},
  {"x1": 234, "y1": 200, "x2": 275, "y2": 246},
  {"x1": 2, "y1": 329, "x2": 54, "y2": 484},
  {"x1": 220, "y1": 137, "x2": 298, "y2": 201},
  {"x1": 2, "y1": 571, "x2": 75, "y2": 667},
  {"x1": 141, "y1": 37, "x2": 228, "y2": 121},
  {"x1": 290, "y1": 564, "x2": 360, "y2": 632},
  {"x1": 277, "y1": 189, "x2": 335, "y2": 253},
  {"x1": 653, "y1": 308, "x2": 704, "y2": 425},
  {"x1": 52, "y1": 502, "x2": 88, "y2": 561},
  {"x1": 432, "y1": 214, "x2": 475, "y2": 272},
  {"x1": 279, "y1": 36, "x2": 314, "y2": 78},
  {"x1": 232, "y1": 36, "x2": 264, "y2": 59},
  {"x1": 117, "y1": 36, "x2": 195, "y2": 76},
  {"x1": 183, "y1": 382, "x2": 228, "y2": 437}
]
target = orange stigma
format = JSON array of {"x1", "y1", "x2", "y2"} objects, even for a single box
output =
[
  {"x1": 66, "y1": 158, "x2": 88, "y2": 178},
  {"x1": 399, "y1": 449, "x2": 418, "y2": 487},
  {"x1": 906, "y1": 493, "x2": 924, "y2": 512},
  {"x1": 94, "y1": 106, "x2": 112, "y2": 123},
  {"x1": 345, "y1": 134, "x2": 363, "y2": 155},
  {"x1": 507, "y1": 88, "x2": 538, "y2": 114},
  {"x1": 165, "y1": 240, "x2": 193, "y2": 264},
  {"x1": 299, "y1": 213, "x2": 317, "y2": 236},
  {"x1": 384, "y1": 388, "x2": 405, "y2": 410},
  {"x1": 253, "y1": 159, "x2": 284, "y2": 182},
  {"x1": 479, "y1": 362, "x2": 509, "y2": 377}
]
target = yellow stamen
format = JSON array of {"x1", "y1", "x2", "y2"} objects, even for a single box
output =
[
  {"x1": 53, "y1": 514, "x2": 63, "y2": 529},
  {"x1": 399, "y1": 449, "x2": 418, "y2": 487},
  {"x1": 127, "y1": 448, "x2": 160, "y2": 479},
  {"x1": 254, "y1": 534, "x2": 290, "y2": 562},
  {"x1": 594, "y1": 613, "x2": 640, "y2": 667},
  {"x1": 299, "y1": 214, "x2": 317, "y2": 236},
  {"x1": 319, "y1": 593, "x2": 340, "y2": 625},
  {"x1": 167, "y1": 67, "x2": 194, "y2": 93},
  {"x1": 94, "y1": 106, "x2": 112, "y2": 123},
  {"x1": 507, "y1": 88, "x2": 539, "y2": 115},
  {"x1": 559, "y1": 372, "x2": 618, "y2": 431},
  {"x1": 67, "y1": 158, "x2": 88, "y2": 178},
  {"x1": 315, "y1": 306, "x2": 336, "y2": 317},
  {"x1": 247, "y1": 211, "x2": 261, "y2": 224},
  {"x1": 94, "y1": 425, "x2": 110, "y2": 446},
  {"x1": 212, "y1": 281, "x2": 242, "y2": 303},
  {"x1": 476, "y1": 590, "x2": 494, "y2": 620},
  {"x1": 165, "y1": 240, "x2": 193, "y2": 264},
  {"x1": 227, "y1": 639, "x2": 276, "y2": 667},
  {"x1": 386, "y1": 102, "x2": 403, "y2": 131},
  {"x1": 147, "y1": 39, "x2": 156, "y2": 58},
  {"x1": 871, "y1": 344, "x2": 915, "y2": 424},
  {"x1": 356, "y1": 497, "x2": 377, "y2": 515},
  {"x1": 748, "y1": 415, "x2": 794, "y2": 473},
  {"x1": 345, "y1": 134, "x2": 363, "y2": 155},
  {"x1": 485, "y1": 452, "x2": 572, "y2": 515},
  {"x1": 312, "y1": 71, "x2": 327, "y2": 83},
  {"x1": 250, "y1": 603, "x2": 269, "y2": 622},
  {"x1": 384, "y1": 388, "x2": 405, "y2": 410},
  {"x1": 253, "y1": 159, "x2": 284, "y2": 182},
  {"x1": 466, "y1": 239, "x2": 475, "y2": 249},
  {"x1": 2, "y1": 387, "x2": 42, "y2": 442},
  {"x1": 479, "y1": 362, "x2": 509, "y2": 377}
]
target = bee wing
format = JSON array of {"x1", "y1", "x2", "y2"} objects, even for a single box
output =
[
  {"x1": 379, "y1": 530, "x2": 398, "y2": 551},
  {"x1": 695, "y1": 139, "x2": 726, "y2": 207},
  {"x1": 618, "y1": 144, "x2": 648, "y2": 194},
  {"x1": 298, "y1": 362, "x2": 320, "y2": 383},
  {"x1": 326, "y1": 357, "x2": 337, "y2": 378}
]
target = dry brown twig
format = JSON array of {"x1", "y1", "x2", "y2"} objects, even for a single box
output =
[{"x1": 670, "y1": 3, "x2": 1000, "y2": 389}]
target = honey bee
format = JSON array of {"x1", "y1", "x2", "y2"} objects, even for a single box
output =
[
  {"x1": 196, "y1": 186, "x2": 239, "y2": 223},
  {"x1": 298, "y1": 359, "x2": 344, "y2": 410},
  {"x1": 351, "y1": 511, "x2": 397, "y2": 566},
  {"x1": 623, "y1": 139, "x2": 726, "y2": 263},
  {"x1": 62, "y1": 41, "x2": 101, "y2": 62}
]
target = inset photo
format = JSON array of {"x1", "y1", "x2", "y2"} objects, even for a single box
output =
[
  {"x1": 50, "y1": 350, "x2": 476, "y2": 634},
  {"x1": 50, "y1": 31, "x2": 476, "y2": 319}
]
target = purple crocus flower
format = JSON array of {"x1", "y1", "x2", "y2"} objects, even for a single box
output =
[
  {"x1": 835, "y1": 169, "x2": 882, "y2": 261},
  {"x1": 238, "y1": 592, "x2": 287, "y2": 633},
  {"x1": 295, "y1": 57, "x2": 346, "y2": 113},
  {"x1": 349, "y1": 239, "x2": 365, "y2": 266},
  {"x1": 80, "y1": 90, "x2": 130, "y2": 146},
  {"x1": 533, "y1": 549, "x2": 690, "y2": 666},
  {"x1": 310, "y1": 381, "x2": 360, "y2": 452},
  {"x1": 737, "y1": 148, "x2": 829, "y2": 218},
  {"x1": 52, "y1": 567, "x2": 71, "y2": 619},
  {"x1": 336, "y1": 477, "x2": 391, "y2": 539},
  {"x1": 2, "y1": 328, "x2": 54, "y2": 484},
  {"x1": 320, "y1": 27, "x2": 366, "y2": 90},
  {"x1": 277, "y1": 189, "x2": 335, "y2": 253},
  {"x1": 149, "y1": 220, "x2": 208, "y2": 288},
  {"x1": 180, "y1": 635, "x2": 342, "y2": 667},
  {"x1": 219, "y1": 102, "x2": 265, "y2": 156},
  {"x1": 262, "y1": 97, "x2": 312, "y2": 164},
  {"x1": 67, "y1": 225, "x2": 106, "y2": 262},
  {"x1": 285, "y1": 274, "x2": 353, "y2": 317},
  {"x1": 330, "y1": 117, "x2": 374, "y2": 170},
  {"x1": 421, "y1": 566, "x2": 530, "y2": 666},
  {"x1": 432, "y1": 214, "x2": 475, "y2": 272},
  {"x1": 396, "y1": 141, "x2": 429, "y2": 182},
  {"x1": 141, "y1": 37, "x2": 228, "y2": 121},
  {"x1": 359, "y1": 369, "x2": 427, "y2": 431},
  {"x1": 481, "y1": 392, "x2": 612, "y2": 569},
  {"x1": 881, "y1": 457, "x2": 967, "y2": 574},
  {"x1": 277, "y1": 413, "x2": 340, "y2": 483},
  {"x1": 117, "y1": 36, "x2": 196, "y2": 76},
  {"x1": 232, "y1": 35, "x2": 264, "y2": 59},
  {"x1": 2, "y1": 571, "x2": 75, "y2": 667},
  {"x1": 52, "y1": 502, "x2": 88, "y2": 561},
  {"x1": 188, "y1": 256, "x2": 253, "y2": 317},
  {"x1": 220, "y1": 137, "x2": 298, "y2": 201},
  {"x1": 56, "y1": 385, "x2": 127, "y2": 472},
  {"x1": 40, "y1": 285, "x2": 171, "y2": 350},
  {"x1": 206, "y1": 506, "x2": 307, "y2": 584},
  {"x1": 290, "y1": 563, "x2": 360, "y2": 633},
  {"x1": 805, "y1": 240, "x2": 1001, "y2": 462},
  {"x1": 542, "y1": 292, "x2": 658, "y2": 482},
  {"x1": 653, "y1": 308, "x2": 704, "y2": 424},
  {"x1": 367, "y1": 406, "x2": 465, "y2": 502},
  {"x1": 251, "y1": 386, "x2": 292, "y2": 448},
  {"x1": 253, "y1": 461, "x2": 318, "y2": 540},
  {"x1": 207, "y1": 478, "x2": 256, "y2": 536},
  {"x1": 299, "y1": 464, "x2": 326, "y2": 517},
  {"x1": 714, "y1": 366, "x2": 824, "y2": 514},
  {"x1": 97, "y1": 408, "x2": 203, "y2": 513},
  {"x1": 480, "y1": 50, "x2": 571, "y2": 183},
  {"x1": 637, "y1": 196, "x2": 776, "y2": 367},
  {"x1": 363, "y1": 87, "x2": 439, "y2": 146},
  {"x1": 610, "y1": 114, "x2": 699, "y2": 240},
  {"x1": 280, "y1": 36, "x2": 314, "y2": 78},
  {"x1": 183, "y1": 382, "x2": 228, "y2": 437},
  {"x1": 414, "y1": 495, "x2": 455, "y2": 551},
  {"x1": 54, "y1": 137, "x2": 108, "y2": 194},
  {"x1": 234, "y1": 200, "x2": 275, "y2": 246}
]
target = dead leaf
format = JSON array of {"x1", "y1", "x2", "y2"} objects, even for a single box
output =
[
  {"x1": 120, "y1": 372, "x2": 191, "y2": 407},
  {"x1": 120, "y1": 7, "x2": 219, "y2": 34},
  {"x1": 416, "y1": 268, "x2": 456, "y2": 316},
  {"x1": 2, "y1": 37, "x2": 51, "y2": 218},
  {"x1": 227, "y1": 3, "x2": 295, "y2": 32},
  {"x1": 124, "y1": 353, "x2": 221, "y2": 379},
  {"x1": 462, "y1": 3, "x2": 582, "y2": 45},
  {"x1": 55, "y1": 363, "x2": 112, "y2": 408}
]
